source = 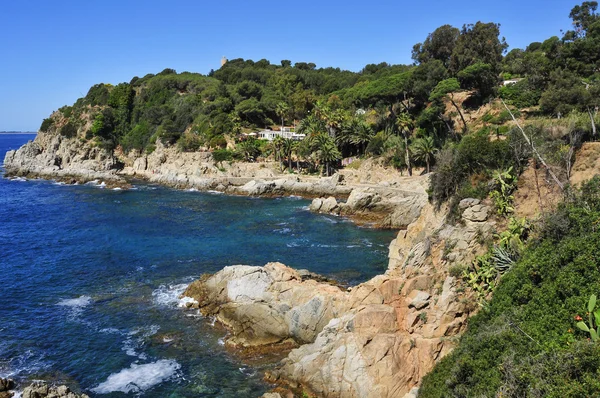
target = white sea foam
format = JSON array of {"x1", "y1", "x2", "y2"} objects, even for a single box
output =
[
  {"x1": 207, "y1": 190, "x2": 223, "y2": 195},
  {"x1": 85, "y1": 180, "x2": 100, "y2": 185},
  {"x1": 10, "y1": 177, "x2": 26, "y2": 182},
  {"x1": 178, "y1": 296, "x2": 198, "y2": 308},
  {"x1": 91, "y1": 359, "x2": 181, "y2": 394},
  {"x1": 57, "y1": 295, "x2": 92, "y2": 309},
  {"x1": 118, "y1": 325, "x2": 159, "y2": 360},
  {"x1": 98, "y1": 181, "x2": 106, "y2": 189},
  {"x1": 112, "y1": 187, "x2": 122, "y2": 191},
  {"x1": 187, "y1": 188, "x2": 198, "y2": 192},
  {"x1": 151, "y1": 283, "x2": 189, "y2": 307}
]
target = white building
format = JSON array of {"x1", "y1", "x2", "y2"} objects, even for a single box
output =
[{"x1": 257, "y1": 127, "x2": 306, "y2": 141}]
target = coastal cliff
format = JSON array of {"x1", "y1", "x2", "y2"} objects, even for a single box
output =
[{"x1": 182, "y1": 196, "x2": 495, "y2": 397}]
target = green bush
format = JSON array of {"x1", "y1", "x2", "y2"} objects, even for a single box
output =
[
  {"x1": 59, "y1": 122, "x2": 78, "y2": 138},
  {"x1": 430, "y1": 133, "x2": 514, "y2": 207},
  {"x1": 40, "y1": 118, "x2": 54, "y2": 132},
  {"x1": 212, "y1": 149, "x2": 233, "y2": 165}
]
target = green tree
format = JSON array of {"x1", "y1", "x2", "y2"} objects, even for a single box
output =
[
  {"x1": 412, "y1": 24, "x2": 460, "y2": 68},
  {"x1": 450, "y1": 22, "x2": 508, "y2": 75},
  {"x1": 430, "y1": 78, "x2": 468, "y2": 133},
  {"x1": 411, "y1": 135, "x2": 437, "y2": 173},
  {"x1": 314, "y1": 133, "x2": 341, "y2": 176}
]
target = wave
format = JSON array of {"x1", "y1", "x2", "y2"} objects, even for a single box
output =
[
  {"x1": 151, "y1": 283, "x2": 189, "y2": 307},
  {"x1": 91, "y1": 359, "x2": 181, "y2": 394},
  {"x1": 122, "y1": 325, "x2": 160, "y2": 360},
  {"x1": 57, "y1": 295, "x2": 92, "y2": 309}
]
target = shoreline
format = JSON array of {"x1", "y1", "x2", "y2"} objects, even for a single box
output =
[{"x1": 3, "y1": 132, "x2": 489, "y2": 397}]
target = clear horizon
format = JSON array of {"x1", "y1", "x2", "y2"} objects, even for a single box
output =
[{"x1": 1, "y1": 0, "x2": 573, "y2": 131}]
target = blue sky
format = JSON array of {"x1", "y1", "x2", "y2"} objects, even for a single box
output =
[{"x1": 0, "y1": 0, "x2": 574, "y2": 131}]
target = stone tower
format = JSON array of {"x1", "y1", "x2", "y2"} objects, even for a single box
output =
[{"x1": 221, "y1": 56, "x2": 227, "y2": 67}]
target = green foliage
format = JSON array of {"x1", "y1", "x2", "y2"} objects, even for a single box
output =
[
  {"x1": 430, "y1": 133, "x2": 515, "y2": 207},
  {"x1": 236, "y1": 138, "x2": 262, "y2": 161},
  {"x1": 498, "y1": 78, "x2": 542, "y2": 108},
  {"x1": 489, "y1": 167, "x2": 517, "y2": 216},
  {"x1": 59, "y1": 121, "x2": 78, "y2": 138},
  {"x1": 457, "y1": 62, "x2": 498, "y2": 99},
  {"x1": 420, "y1": 177, "x2": 600, "y2": 398},
  {"x1": 212, "y1": 149, "x2": 233, "y2": 165},
  {"x1": 40, "y1": 118, "x2": 54, "y2": 132},
  {"x1": 575, "y1": 294, "x2": 600, "y2": 341}
]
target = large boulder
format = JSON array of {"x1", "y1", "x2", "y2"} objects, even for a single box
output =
[{"x1": 182, "y1": 263, "x2": 347, "y2": 346}]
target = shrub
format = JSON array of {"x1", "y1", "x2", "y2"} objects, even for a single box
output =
[
  {"x1": 430, "y1": 133, "x2": 514, "y2": 207},
  {"x1": 59, "y1": 122, "x2": 78, "y2": 138},
  {"x1": 40, "y1": 118, "x2": 54, "y2": 132}
]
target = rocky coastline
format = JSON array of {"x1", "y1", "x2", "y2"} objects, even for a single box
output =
[
  {"x1": 3, "y1": 131, "x2": 494, "y2": 397},
  {"x1": 3, "y1": 132, "x2": 430, "y2": 228},
  {"x1": 0, "y1": 378, "x2": 89, "y2": 398}
]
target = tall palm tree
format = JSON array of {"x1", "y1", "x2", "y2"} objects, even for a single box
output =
[
  {"x1": 315, "y1": 133, "x2": 341, "y2": 176},
  {"x1": 350, "y1": 120, "x2": 374, "y2": 156},
  {"x1": 396, "y1": 112, "x2": 414, "y2": 176},
  {"x1": 282, "y1": 138, "x2": 294, "y2": 171},
  {"x1": 275, "y1": 102, "x2": 289, "y2": 131},
  {"x1": 411, "y1": 136, "x2": 437, "y2": 173},
  {"x1": 272, "y1": 135, "x2": 285, "y2": 172}
]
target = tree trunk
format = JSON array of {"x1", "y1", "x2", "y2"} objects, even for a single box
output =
[
  {"x1": 426, "y1": 157, "x2": 430, "y2": 174},
  {"x1": 449, "y1": 95, "x2": 468, "y2": 133},
  {"x1": 501, "y1": 99, "x2": 564, "y2": 190},
  {"x1": 588, "y1": 107, "x2": 597, "y2": 137},
  {"x1": 404, "y1": 133, "x2": 412, "y2": 176},
  {"x1": 288, "y1": 157, "x2": 292, "y2": 171}
]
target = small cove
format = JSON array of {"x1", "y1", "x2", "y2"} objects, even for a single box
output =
[{"x1": 0, "y1": 134, "x2": 396, "y2": 397}]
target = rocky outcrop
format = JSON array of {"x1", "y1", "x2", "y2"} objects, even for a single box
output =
[
  {"x1": 183, "y1": 197, "x2": 494, "y2": 397},
  {"x1": 309, "y1": 182, "x2": 429, "y2": 228},
  {"x1": 183, "y1": 263, "x2": 347, "y2": 347},
  {"x1": 0, "y1": 378, "x2": 15, "y2": 398},
  {"x1": 21, "y1": 382, "x2": 89, "y2": 398},
  {"x1": 3, "y1": 125, "x2": 124, "y2": 185}
]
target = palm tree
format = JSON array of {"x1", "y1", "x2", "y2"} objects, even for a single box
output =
[
  {"x1": 350, "y1": 120, "x2": 374, "y2": 156},
  {"x1": 315, "y1": 133, "x2": 341, "y2": 176},
  {"x1": 275, "y1": 102, "x2": 289, "y2": 131},
  {"x1": 272, "y1": 135, "x2": 285, "y2": 172},
  {"x1": 282, "y1": 138, "x2": 294, "y2": 171},
  {"x1": 396, "y1": 112, "x2": 414, "y2": 176},
  {"x1": 411, "y1": 136, "x2": 437, "y2": 173}
]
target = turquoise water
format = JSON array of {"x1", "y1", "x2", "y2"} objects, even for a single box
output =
[{"x1": 0, "y1": 134, "x2": 396, "y2": 397}]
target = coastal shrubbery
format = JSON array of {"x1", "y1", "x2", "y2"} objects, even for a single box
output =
[{"x1": 419, "y1": 177, "x2": 600, "y2": 398}]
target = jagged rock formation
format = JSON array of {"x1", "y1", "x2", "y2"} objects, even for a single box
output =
[
  {"x1": 3, "y1": 112, "x2": 123, "y2": 184},
  {"x1": 0, "y1": 379, "x2": 88, "y2": 398},
  {"x1": 184, "y1": 198, "x2": 494, "y2": 397},
  {"x1": 21, "y1": 382, "x2": 89, "y2": 398}
]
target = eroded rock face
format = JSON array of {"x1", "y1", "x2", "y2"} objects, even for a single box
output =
[
  {"x1": 183, "y1": 263, "x2": 347, "y2": 347},
  {"x1": 3, "y1": 129, "x2": 123, "y2": 184}
]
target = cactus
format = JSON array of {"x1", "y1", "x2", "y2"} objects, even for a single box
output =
[{"x1": 575, "y1": 294, "x2": 600, "y2": 342}]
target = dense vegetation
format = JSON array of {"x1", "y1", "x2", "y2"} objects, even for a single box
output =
[
  {"x1": 419, "y1": 177, "x2": 600, "y2": 397},
  {"x1": 40, "y1": 1, "x2": 600, "y2": 178}
]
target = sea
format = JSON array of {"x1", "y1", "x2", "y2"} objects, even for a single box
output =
[{"x1": 0, "y1": 133, "x2": 396, "y2": 397}]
